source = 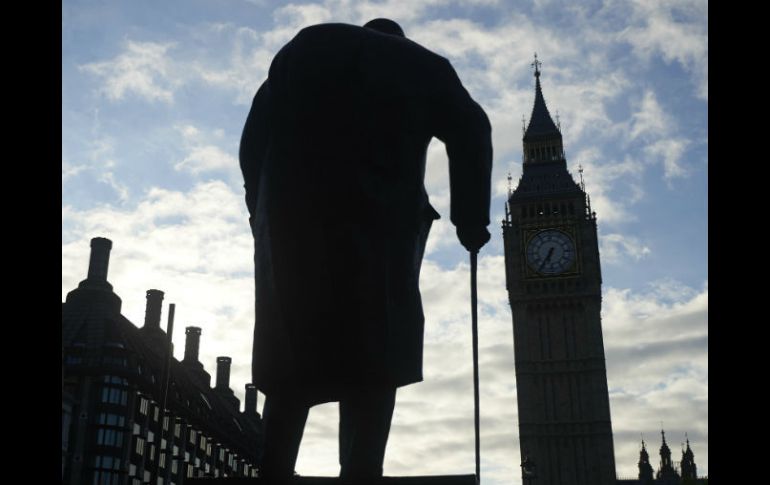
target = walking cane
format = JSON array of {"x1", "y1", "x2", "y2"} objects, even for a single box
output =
[{"x1": 470, "y1": 250, "x2": 481, "y2": 484}]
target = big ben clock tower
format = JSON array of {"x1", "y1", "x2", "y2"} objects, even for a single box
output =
[{"x1": 503, "y1": 56, "x2": 617, "y2": 485}]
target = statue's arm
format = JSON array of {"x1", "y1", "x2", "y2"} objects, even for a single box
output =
[
  {"x1": 432, "y1": 59, "x2": 493, "y2": 234},
  {"x1": 239, "y1": 80, "x2": 271, "y2": 218}
]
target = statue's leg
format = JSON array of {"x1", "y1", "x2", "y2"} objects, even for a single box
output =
[
  {"x1": 339, "y1": 386, "x2": 397, "y2": 478},
  {"x1": 259, "y1": 393, "x2": 310, "y2": 479}
]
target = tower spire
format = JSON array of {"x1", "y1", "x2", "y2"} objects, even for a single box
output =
[
  {"x1": 638, "y1": 435, "x2": 654, "y2": 484},
  {"x1": 656, "y1": 428, "x2": 680, "y2": 482},
  {"x1": 578, "y1": 164, "x2": 585, "y2": 190},
  {"x1": 680, "y1": 432, "x2": 697, "y2": 479},
  {"x1": 531, "y1": 52, "x2": 542, "y2": 77},
  {"x1": 523, "y1": 53, "x2": 564, "y2": 164}
]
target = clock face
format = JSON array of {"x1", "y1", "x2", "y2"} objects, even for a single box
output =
[{"x1": 526, "y1": 229, "x2": 576, "y2": 275}]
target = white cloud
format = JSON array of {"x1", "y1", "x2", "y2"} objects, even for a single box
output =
[
  {"x1": 572, "y1": 151, "x2": 644, "y2": 226},
  {"x1": 175, "y1": 145, "x2": 239, "y2": 175},
  {"x1": 62, "y1": 136, "x2": 130, "y2": 202},
  {"x1": 647, "y1": 277, "x2": 703, "y2": 306},
  {"x1": 62, "y1": 160, "x2": 87, "y2": 183},
  {"x1": 610, "y1": 90, "x2": 692, "y2": 184},
  {"x1": 178, "y1": 124, "x2": 200, "y2": 139},
  {"x1": 88, "y1": 136, "x2": 115, "y2": 161},
  {"x1": 620, "y1": 0, "x2": 708, "y2": 99},
  {"x1": 320, "y1": 0, "x2": 500, "y2": 26},
  {"x1": 99, "y1": 169, "x2": 130, "y2": 203},
  {"x1": 645, "y1": 137, "x2": 689, "y2": 181},
  {"x1": 62, "y1": 181, "x2": 250, "y2": 282},
  {"x1": 602, "y1": 279, "x2": 708, "y2": 476},
  {"x1": 274, "y1": 3, "x2": 334, "y2": 28},
  {"x1": 173, "y1": 124, "x2": 241, "y2": 177},
  {"x1": 601, "y1": 233, "x2": 652, "y2": 265},
  {"x1": 630, "y1": 90, "x2": 671, "y2": 140},
  {"x1": 603, "y1": 279, "x2": 707, "y2": 351},
  {"x1": 194, "y1": 25, "x2": 275, "y2": 105},
  {"x1": 80, "y1": 41, "x2": 178, "y2": 103}
]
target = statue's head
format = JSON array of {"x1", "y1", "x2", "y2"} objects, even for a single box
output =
[{"x1": 363, "y1": 18, "x2": 405, "y2": 38}]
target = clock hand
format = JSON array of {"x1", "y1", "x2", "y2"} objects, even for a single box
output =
[{"x1": 538, "y1": 247, "x2": 555, "y2": 272}]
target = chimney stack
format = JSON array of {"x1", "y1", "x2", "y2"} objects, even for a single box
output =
[
  {"x1": 143, "y1": 289, "x2": 165, "y2": 330},
  {"x1": 183, "y1": 327, "x2": 202, "y2": 363},
  {"x1": 216, "y1": 357, "x2": 232, "y2": 391},
  {"x1": 87, "y1": 237, "x2": 113, "y2": 282},
  {"x1": 245, "y1": 384, "x2": 258, "y2": 415},
  {"x1": 68, "y1": 237, "x2": 121, "y2": 312}
]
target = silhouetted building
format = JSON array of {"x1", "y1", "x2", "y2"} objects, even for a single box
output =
[
  {"x1": 656, "y1": 430, "x2": 680, "y2": 485},
  {"x1": 62, "y1": 237, "x2": 262, "y2": 485},
  {"x1": 503, "y1": 56, "x2": 616, "y2": 485},
  {"x1": 637, "y1": 440, "x2": 654, "y2": 485},
  {"x1": 679, "y1": 436, "x2": 697, "y2": 482},
  {"x1": 616, "y1": 432, "x2": 707, "y2": 484}
]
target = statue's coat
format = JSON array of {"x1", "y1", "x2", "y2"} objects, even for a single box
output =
[{"x1": 240, "y1": 23, "x2": 492, "y2": 404}]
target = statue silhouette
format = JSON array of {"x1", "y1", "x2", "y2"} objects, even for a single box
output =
[{"x1": 239, "y1": 18, "x2": 492, "y2": 480}]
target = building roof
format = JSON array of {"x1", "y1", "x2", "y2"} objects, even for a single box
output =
[
  {"x1": 509, "y1": 56, "x2": 582, "y2": 203},
  {"x1": 62, "y1": 241, "x2": 260, "y2": 462},
  {"x1": 524, "y1": 68, "x2": 560, "y2": 141}
]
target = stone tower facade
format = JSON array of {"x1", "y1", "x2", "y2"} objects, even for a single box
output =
[{"x1": 502, "y1": 57, "x2": 616, "y2": 485}]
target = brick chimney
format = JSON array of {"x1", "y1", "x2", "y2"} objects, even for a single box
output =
[
  {"x1": 143, "y1": 290, "x2": 164, "y2": 330},
  {"x1": 87, "y1": 237, "x2": 112, "y2": 282},
  {"x1": 216, "y1": 357, "x2": 232, "y2": 391},
  {"x1": 244, "y1": 384, "x2": 258, "y2": 416},
  {"x1": 215, "y1": 357, "x2": 240, "y2": 411},
  {"x1": 183, "y1": 327, "x2": 202, "y2": 363},
  {"x1": 76, "y1": 237, "x2": 115, "y2": 291},
  {"x1": 67, "y1": 237, "x2": 121, "y2": 313},
  {"x1": 181, "y1": 326, "x2": 210, "y2": 386}
]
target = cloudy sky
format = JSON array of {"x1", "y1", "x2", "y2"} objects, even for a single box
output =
[{"x1": 62, "y1": 0, "x2": 707, "y2": 482}]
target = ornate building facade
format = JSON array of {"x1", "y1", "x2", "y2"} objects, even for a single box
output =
[
  {"x1": 62, "y1": 237, "x2": 263, "y2": 485},
  {"x1": 617, "y1": 431, "x2": 706, "y2": 485}
]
